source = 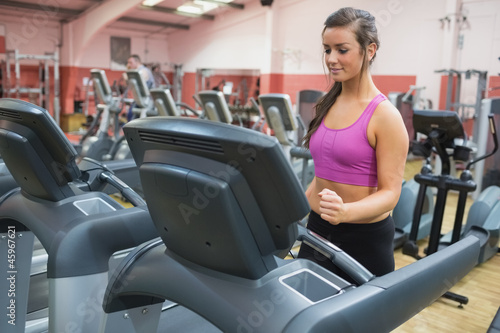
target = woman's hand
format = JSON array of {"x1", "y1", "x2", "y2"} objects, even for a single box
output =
[{"x1": 318, "y1": 188, "x2": 346, "y2": 225}]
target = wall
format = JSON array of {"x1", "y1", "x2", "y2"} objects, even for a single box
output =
[
  {"x1": 167, "y1": 0, "x2": 448, "y2": 105},
  {"x1": 0, "y1": 24, "x2": 5, "y2": 53},
  {"x1": 1, "y1": 0, "x2": 499, "y2": 129},
  {"x1": 0, "y1": 13, "x2": 170, "y2": 115},
  {"x1": 0, "y1": 15, "x2": 61, "y2": 115},
  {"x1": 451, "y1": 0, "x2": 500, "y2": 106},
  {"x1": 77, "y1": 27, "x2": 170, "y2": 69}
]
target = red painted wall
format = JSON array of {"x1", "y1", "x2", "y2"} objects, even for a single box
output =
[
  {"x1": 0, "y1": 35, "x2": 5, "y2": 53},
  {"x1": 488, "y1": 76, "x2": 500, "y2": 98},
  {"x1": 259, "y1": 73, "x2": 416, "y2": 104},
  {"x1": 2, "y1": 64, "x2": 423, "y2": 132}
]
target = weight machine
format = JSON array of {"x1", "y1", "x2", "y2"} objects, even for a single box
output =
[
  {"x1": 2, "y1": 49, "x2": 60, "y2": 125},
  {"x1": 435, "y1": 68, "x2": 487, "y2": 144}
]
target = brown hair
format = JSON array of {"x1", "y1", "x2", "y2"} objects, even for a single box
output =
[
  {"x1": 129, "y1": 54, "x2": 142, "y2": 63},
  {"x1": 302, "y1": 7, "x2": 380, "y2": 148}
]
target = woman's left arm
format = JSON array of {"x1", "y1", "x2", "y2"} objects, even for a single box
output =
[{"x1": 370, "y1": 100, "x2": 410, "y2": 211}]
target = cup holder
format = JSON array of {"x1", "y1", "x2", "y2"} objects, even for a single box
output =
[{"x1": 279, "y1": 268, "x2": 344, "y2": 303}]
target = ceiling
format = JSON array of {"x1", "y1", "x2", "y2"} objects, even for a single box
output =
[{"x1": 0, "y1": 0, "x2": 254, "y2": 35}]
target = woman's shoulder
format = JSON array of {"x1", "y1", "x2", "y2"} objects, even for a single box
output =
[
  {"x1": 369, "y1": 96, "x2": 406, "y2": 134},
  {"x1": 374, "y1": 95, "x2": 401, "y2": 118}
]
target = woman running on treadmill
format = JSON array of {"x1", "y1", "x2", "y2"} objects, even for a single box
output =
[{"x1": 298, "y1": 7, "x2": 409, "y2": 282}]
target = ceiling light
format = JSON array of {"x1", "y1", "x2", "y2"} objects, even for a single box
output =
[
  {"x1": 194, "y1": 1, "x2": 218, "y2": 11},
  {"x1": 142, "y1": 0, "x2": 164, "y2": 7},
  {"x1": 178, "y1": 3, "x2": 204, "y2": 14},
  {"x1": 177, "y1": 0, "x2": 234, "y2": 15}
]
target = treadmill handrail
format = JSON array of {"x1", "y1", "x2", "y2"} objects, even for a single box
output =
[
  {"x1": 283, "y1": 235, "x2": 480, "y2": 333},
  {"x1": 297, "y1": 225, "x2": 375, "y2": 285}
]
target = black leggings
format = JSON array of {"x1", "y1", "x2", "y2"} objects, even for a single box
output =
[{"x1": 298, "y1": 210, "x2": 395, "y2": 284}]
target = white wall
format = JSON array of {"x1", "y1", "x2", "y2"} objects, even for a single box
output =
[
  {"x1": 167, "y1": 0, "x2": 449, "y2": 74},
  {"x1": 368, "y1": 0, "x2": 448, "y2": 106},
  {"x1": 166, "y1": 0, "x2": 451, "y2": 104},
  {"x1": 167, "y1": 0, "x2": 268, "y2": 72},
  {"x1": 77, "y1": 28, "x2": 169, "y2": 69},
  {"x1": 458, "y1": 0, "x2": 500, "y2": 113},
  {"x1": 0, "y1": 14, "x2": 61, "y2": 65},
  {"x1": 166, "y1": 0, "x2": 499, "y2": 108},
  {"x1": 1, "y1": 0, "x2": 499, "y2": 108}
]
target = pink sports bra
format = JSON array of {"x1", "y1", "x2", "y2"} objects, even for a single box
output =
[{"x1": 309, "y1": 93, "x2": 387, "y2": 187}]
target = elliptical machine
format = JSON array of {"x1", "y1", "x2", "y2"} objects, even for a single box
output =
[
  {"x1": 80, "y1": 69, "x2": 129, "y2": 161},
  {"x1": 392, "y1": 178, "x2": 435, "y2": 249},
  {"x1": 403, "y1": 109, "x2": 499, "y2": 306},
  {"x1": 150, "y1": 87, "x2": 201, "y2": 118},
  {"x1": 257, "y1": 93, "x2": 315, "y2": 190}
]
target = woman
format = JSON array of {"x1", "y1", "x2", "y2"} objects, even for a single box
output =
[{"x1": 297, "y1": 7, "x2": 409, "y2": 283}]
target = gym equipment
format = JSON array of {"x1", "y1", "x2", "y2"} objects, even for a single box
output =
[
  {"x1": 403, "y1": 109, "x2": 499, "y2": 306},
  {"x1": 259, "y1": 93, "x2": 298, "y2": 143},
  {"x1": 472, "y1": 97, "x2": 500, "y2": 197},
  {"x1": 437, "y1": 112, "x2": 499, "y2": 264},
  {"x1": 150, "y1": 88, "x2": 179, "y2": 116},
  {"x1": 295, "y1": 89, "x2": 325, "y2": 142},
  {"x1": 195, "y1": 69, "x2": 255, "y2": 107},
  {"x1": 388, "y1": 85, "x2": 431, "y2": 142},
  {"x1": 248, "y1": 96, "x2": 267, "y2": 131},
  {"x1": 3, "y1": 49, "x2": 61, "y2": 125},
  {"x1": 389, "y1": 86, "x2": 437, "y2": 247},
  {"x1": 435, "y1": 68, "x2": 488, "y2": 145},
  {"x1": 196, "y1": 90, "x2": 252, "y2": 127},
  {"x1": 150, "y1": 88, "x2": 201, "y2": 117},
  {"x1": 0, "y1": 157, "x2": 18, "y2": 196},
  {"x1": 172, "y1": 63, "x2": 185, "y2": 104},
  {"x1": 258, "y1": 93, "x2": 314, "y2": 189},
  {"x1": 80, "y1": 69, "x2": 130, "y2": 161},
  {"x1": 100, "y1": 116, "x2": 480, "y2": 332},
  {"x1": 392, "y1": 178, "x2": 435, "y2": 249},
  {"x1": 0, "y1": 98, "x2": 158, "y2": 332},
  {"x1": 151, "y1": 63, "x2": 171, "y2": 89},
  {"x1": 488, "y1": 307, "x2": 500, "y2": 333},
  {"x1": 196, "y1": 90, "x2": 239, "y2": 124},
  {"x1": 126, "y1": 69, "x2": 157, "y2": 119}
]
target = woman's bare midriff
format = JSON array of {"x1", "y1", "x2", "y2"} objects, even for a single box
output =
[{"x1": 307, "y1": 176, "x2": 389, "y2": 224}]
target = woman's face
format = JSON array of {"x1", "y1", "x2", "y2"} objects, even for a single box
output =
[{"x1": 322, "y1": 26, "x2": 366, "y2": 82}]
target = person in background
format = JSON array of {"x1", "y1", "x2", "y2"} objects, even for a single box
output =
[
  {"x1": 125, "y1": 54, "x2": 155, "y2": 121},
  {"x1": 297, "y1": 7, "x2": 409, "y2": 283},
  {"x1": 152, "y1": 63, "x2": 171, "y2": 89},
  {"x1": 126, "y1": 54, "x2": 155, "y2": 89}
]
